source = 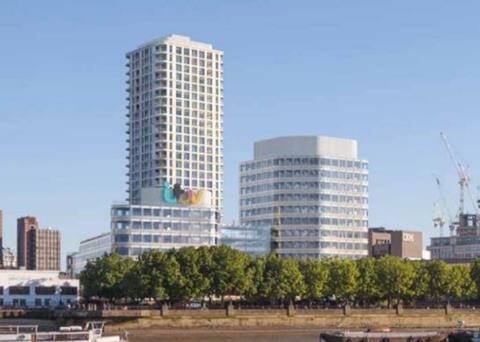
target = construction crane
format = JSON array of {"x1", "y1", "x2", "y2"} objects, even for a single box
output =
[
  {"x1": 439, "y1": 132, "x2": 476, "y2": 216},
  {"x1": 432, "y1": 210, "x2": 447, "y2": 237},
  {"x1": 432, "y1": 176, "x2": 454, "y2": 236}
]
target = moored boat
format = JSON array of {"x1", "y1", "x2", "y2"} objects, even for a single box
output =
[{"x1": 0, "y1": 321, "x2": 127, "y2": 342}]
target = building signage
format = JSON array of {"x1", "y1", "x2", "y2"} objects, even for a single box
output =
[
  {"x1": 161, "y1": 181, "x2": 211, "y2": 206},
  {"x1": 403, "y1": 233, "x2": 414, "y2": 242}
]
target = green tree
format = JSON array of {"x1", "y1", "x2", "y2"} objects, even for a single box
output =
[
  {"x1": 80, "y1": 253, "x2": 134, "y2": 301},
  {"x1": 161, "y1": 253, "x2": 187, "y2": 303},
  {"x1": 210, "y1": 245, "x2": 252, "y2": 301},
  {"x1": 425, "y1": 260, "x2": 449, "y2": 302},
  {"x1": 244, "y1": 256, "x2": 266, "y2": 303},
  {"x1": 375, "y1": 256, "x2": 414, "y2": 307},
  {"x1": 409, "y1": 261, "x2": 430, "y2": 303},
  {"x1": 192, "y1": 246, "x2": 215, "y2": 303},
  {"x1": 299, "y1": 259, "x2": 328, "y2": 305},
  {"x1": 169, "y1": 247, "x2": 209, "y2": 302},
  {"x1": 470, "y1": 258, "x2": 480, "y2": 298},
  {"x1": 262, "y1": 254, "x2": 305, "y2": 304},
  {"x1": 326, "y1": 258, "x2": 358, "y2": 304},
  {"x1": 448, "y1": 264, "x2": 475, "y2": 301},
  {"x1": 356, "y1": 257, "x2": 378, "y2": 306},
  {"x1": 118, "y1": 250, "x2": 186, "y2": 303}
]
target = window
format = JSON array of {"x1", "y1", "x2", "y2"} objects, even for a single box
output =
[
  {"x1": 9, "y1": 286, "x2": 30, "y2": 295},
  {"x1": 61, "y1": 286, "x2": 78, "y2": 295},
  {"x1": 35, "y1": 298, "x2": 42, "y2": 307},
  {"x1": 115, "y1": 234, "x2": 129, "y2": 243},
  {"x1": 115, "y1": 247, "x2": 129, "y2": 256},
  {"x1": 35, "y1": 286, "x2": 56, "y2": 295}
]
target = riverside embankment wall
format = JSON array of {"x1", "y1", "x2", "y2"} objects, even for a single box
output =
[
  {"x1": 102, "y1": 308, "x2": 480, "y2": 331},
  {"x1": 3, "y1": 308, "x2": 480, "y2": 330}
]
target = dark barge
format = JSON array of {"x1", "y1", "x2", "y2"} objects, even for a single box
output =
[{"x1": 320, "y1": 331, "x2": 448, "y2": 342}]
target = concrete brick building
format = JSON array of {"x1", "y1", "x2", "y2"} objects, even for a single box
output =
[
  {"x1": 17, "y1": 217, "x2": 60, "y2": 271},
  {"x1": 368, "y1": 227, "x2": 422, "y2": 259},
  {"x1": 17, "y1": 216, "x2": 39, "y2": 269},
  {"x1": 30, "y1": 228, "x2": 61, "y2": 271}
]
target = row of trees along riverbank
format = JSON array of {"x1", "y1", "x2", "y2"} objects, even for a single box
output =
[{"x1": 80, "y1": 245, "x2": 480, "y2": 307}]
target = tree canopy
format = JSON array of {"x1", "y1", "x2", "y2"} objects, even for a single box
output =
[{"x1": 80, "y1": 247, "x2": 480, "y2": 306}]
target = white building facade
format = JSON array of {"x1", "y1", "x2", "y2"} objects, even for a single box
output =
[
  {"x1": 240, "y1": 136, "x2": 369, "y2": 259},
  {"x1": 126, "y1": 34, "x2": 224, "y2": 212},
  {"x1": 0, "y1": 270, "x2": 79, "y2": 308},
  {"x1": 110, "y1": 35, "x2": 223, "y2": 256},
  {"x1": 112, "y1": 202, "x2": 217, "y2": 257},
  {"x1": 67, "y1": 232, "x2": 112, "y2": 277}
]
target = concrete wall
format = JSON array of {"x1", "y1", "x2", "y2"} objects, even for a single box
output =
[{"x1": 101, "y1": 308, "x2": 480, "y2": 330}]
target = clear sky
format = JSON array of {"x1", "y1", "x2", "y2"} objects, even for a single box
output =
[{"x1": 1, "y1": 1, "x2": 480, "y2": 264}]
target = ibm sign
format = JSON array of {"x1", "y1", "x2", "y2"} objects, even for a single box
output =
[{"x1": 403, "y1": 233, "x2": 415, "y2": 242}]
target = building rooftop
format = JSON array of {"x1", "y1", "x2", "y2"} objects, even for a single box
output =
[
  {"x1": 130, "y1": 34, "x2": 222, "y2": 54},
  {"x1": 80, "y1": 232, "x2": 111, "y2": 244},
  {"x1": 252, "y1": 135, "x2": 360, "y2": 160}
]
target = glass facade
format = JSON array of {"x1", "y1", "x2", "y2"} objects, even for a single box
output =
[
  {"x1": 220, "y1": 224, "x2": 271, "y2": 256},
  {"x1": 240, "y1": 137, "x2": 369, "y2": 260},
  {"x1": 67, "y1": 232, "x2": 112, "y2": 277},
  {"x1": 111, "y1": 203, "x2": 218, "y2": 257}
]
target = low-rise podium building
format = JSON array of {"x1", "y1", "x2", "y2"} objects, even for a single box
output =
[{"x1": 0, "y1": 270, "x2": 79, "y2": 308}]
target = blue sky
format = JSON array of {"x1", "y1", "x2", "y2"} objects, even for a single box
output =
[{"x1": 1, "y1": 1, "x2": 480, "y2": 262}]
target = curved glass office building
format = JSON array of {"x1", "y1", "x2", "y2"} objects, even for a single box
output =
[{"x1": 240, "y1": 136, "x2": 369, "y2": 259}]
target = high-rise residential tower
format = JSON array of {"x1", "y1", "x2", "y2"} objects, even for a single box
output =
[
  {"x1": 126, "y1": 34, "x2": 224, "y2": 212},
  {"x1": 111, "y1": 35, "x2": 223, "y2": 257},
  {"x1": 240, "y1": 136, "x2": 369, "y2": 259},
  {"x1": 17, "y1": 216, "x2": 60, "y2": 270},
  {"x1": 30, "y1": 228, "x2": 61, "y2": 271},
  {"x1": 17, "y1": 216, "x2": 39, "y2": 269}
]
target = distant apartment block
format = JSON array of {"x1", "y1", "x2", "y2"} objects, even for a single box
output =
[
  {"x1": 17, "y1": 216, "x2": 39, "y2": 269},
  {"x1": 1, "y1": 247, "x2": 16, "y2": 269},
  {"x1": 17, "y1": 216, "x2": 60, "y2": 271},
  {"x1": 240, "y1": 136, "x2": 369, "y2": 260},
  {"x1": 368, "y1": 227, "x2": 422, "y2": 259},
  {"x1": 31, "y1": 228, "x2": 61, "y2": 271}
]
